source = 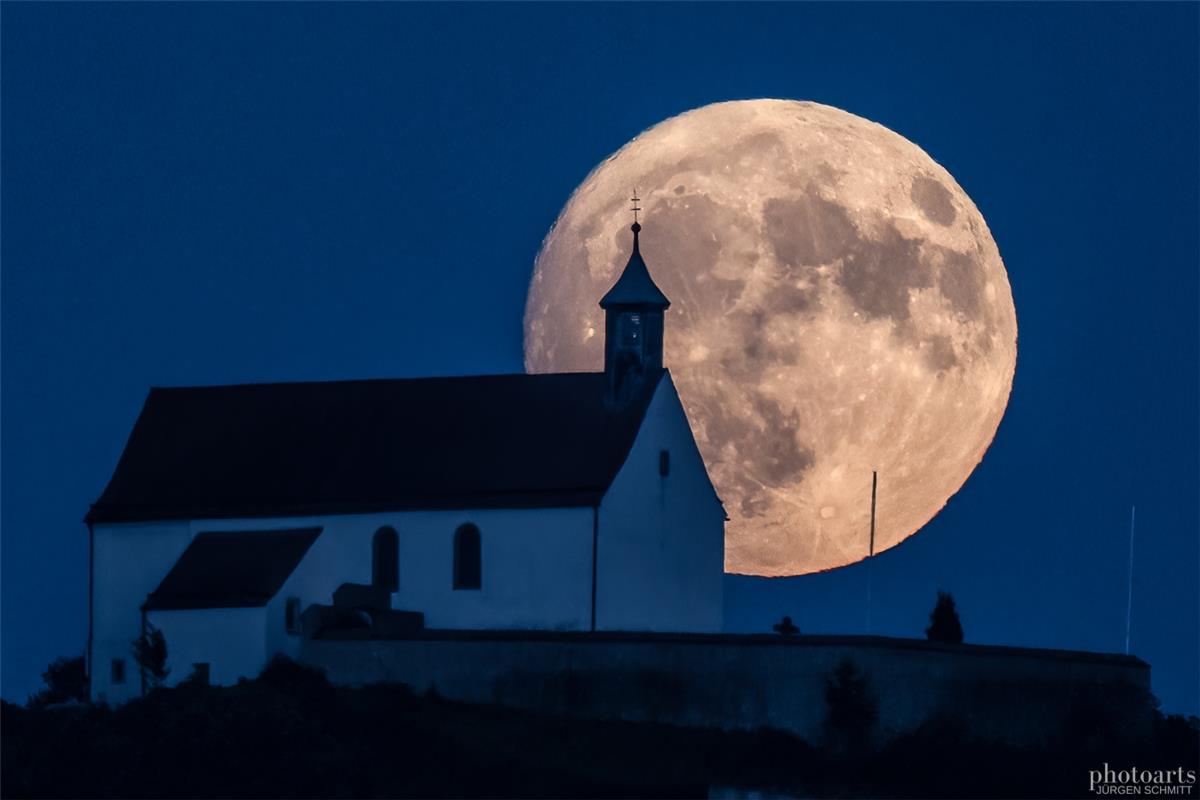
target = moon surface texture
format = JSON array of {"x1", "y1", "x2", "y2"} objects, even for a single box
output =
[{"x1": 524, "y1": 100, "x2": 1016, "y2": 576}]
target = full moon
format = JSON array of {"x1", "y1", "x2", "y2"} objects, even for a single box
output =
[{"x1": 524, "y1": 100, "x2": 1017, "y2": 576}]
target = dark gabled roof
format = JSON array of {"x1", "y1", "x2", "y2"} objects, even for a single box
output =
[
  {"x1": 87, "y1": 370, "x2": 663, "y2": 524},
  {"x1": 143, "y1": 528, "x2": 321, "y2": 611},
  {"x1": 600, "y1": 223, "x2": 670, "y2": 310}
]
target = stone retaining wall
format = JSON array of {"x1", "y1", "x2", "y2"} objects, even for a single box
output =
[{"x1": 300, "y1": 632, "x2": 1152, "y2": 744}]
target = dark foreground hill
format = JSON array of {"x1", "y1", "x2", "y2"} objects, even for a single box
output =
[{"x1": 3, "y1": 658, "x2": 1196, "y2": 799}]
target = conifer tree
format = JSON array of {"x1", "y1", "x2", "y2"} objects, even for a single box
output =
[
  {"x1": 823, "y1": 659, "x2": 878, "y2": 754},
  {"x1": 925, "y1": 590, "x2": 964, "y2": 643}
]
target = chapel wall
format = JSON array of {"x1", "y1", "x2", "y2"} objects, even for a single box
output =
[
  {"x1": 597, "y1": 375, "x2": 726, "y2": 633},
  {"x1": 90, "y1": 521, "x2": 192, "y2": 704},
  {"x1": 92, "y1": 506, "x2": 599, "y2": 704}
]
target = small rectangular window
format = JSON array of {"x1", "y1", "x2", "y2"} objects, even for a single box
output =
[
  {"x1": 659, "y1": 449, "x2": 670, "y2": 477},
  {"x1": 192, "y1": 662, "x2": 210, "y2": 686},
  {"x1": 111, "y1": 658, "x2": 126, "y2": 685},
  {"x1": 285, "y1": 597, "x2": 301, "y2": 634}
]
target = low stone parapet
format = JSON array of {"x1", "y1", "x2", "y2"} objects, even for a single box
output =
[{"x1": 300, "y1": 631, "x2": 1152, "y2": 745}]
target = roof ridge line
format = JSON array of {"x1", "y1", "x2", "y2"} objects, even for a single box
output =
[{"x1": 148, "y1": 370, "x2": 606, "y2": 392}]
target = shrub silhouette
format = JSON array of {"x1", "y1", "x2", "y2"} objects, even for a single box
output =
[
  {"x1": 177, "y1": 662, "x2": 215, "y2": 688},
  {"x1": 255, "y1": 654, "x2": 336, "y2": 703},
  {"x1": 1058, "y1": 680, "x2": 1160, "y2": 752},
  {"x1": 3, "y1": 676, "x2": 1192, "y2": 799},
  {"x1": 823, "y1": 659, "x2": 878, "y2": 755},
  {"x1": 131, "y1": 623, "x2": 170, "y2": 690},
  {"x1": 926, "y1": 590, "x2": 964, "y2": 643},
  {"x1": 27, "y1": 655, "x2": 86, "y2": 708}
]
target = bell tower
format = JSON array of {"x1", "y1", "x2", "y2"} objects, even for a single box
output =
[{"x1": 600, "y1": 194, "x2": 670, "y2": 407}]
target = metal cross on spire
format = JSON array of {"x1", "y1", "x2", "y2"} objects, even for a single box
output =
[{"x1": 630, "y1": 190, "x2": 641, "y2": 224}]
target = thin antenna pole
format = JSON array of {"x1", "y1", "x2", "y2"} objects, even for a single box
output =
[
  {"x1": 866, "y1": 559, "x2": 873, "y2": 634},
  {"x1": 870, "y1": 471, "x2": 877, "y2": 558},
  {"x1": 866, "y1": 470, "x2": 878, "y2": 634},
  {"x1": 1125, "y1": 505, "x2": 1136, "y2": 655}
]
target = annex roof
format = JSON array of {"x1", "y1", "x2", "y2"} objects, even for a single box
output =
[{"x1": 143, "y1": 527, "x2": 322, "y2": 611}]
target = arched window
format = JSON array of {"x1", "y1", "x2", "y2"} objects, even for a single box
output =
[
  {"x1": 372, "y1": 526, "x2": 399, "y2": 592},
  {"x1": 453, "y1": 523, "x2": 481, "y2": 590}
]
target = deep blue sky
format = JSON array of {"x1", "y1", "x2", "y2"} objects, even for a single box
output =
[{"x1": 3, "y1": 3, "x2": 1197, "y2": 714}]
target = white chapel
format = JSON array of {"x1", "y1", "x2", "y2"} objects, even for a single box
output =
[{"x1": 87, "y1": 220, "x2": 726, "y2": 704}]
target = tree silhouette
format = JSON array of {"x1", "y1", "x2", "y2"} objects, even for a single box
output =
[
  {"x1": 925, "y1": 590, "x2": 964, "y2": 643},
  {"x1": 132, "y1": 623, "x2": 170, "y2": 692},
  {"x1": 823, "y1": 659, "x2": 878, "y2": 755},
  {"x1": 26, "y1": 655, "x2": 86, "y2": 708}
]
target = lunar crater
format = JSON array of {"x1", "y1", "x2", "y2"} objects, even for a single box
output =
[{"x1": 912, "y1": 175, "x2": 958, "y2": 226}]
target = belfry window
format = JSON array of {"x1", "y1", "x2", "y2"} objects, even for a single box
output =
[
  {"x1": 453, "y1": 523, "x2": 481, "y2": 590},
  {"x1": 372, "y1": 526, "x2": 399, "y2": 592},
  {"x1": 619, "y1": 313, "x2": 642, "y2": 348}
]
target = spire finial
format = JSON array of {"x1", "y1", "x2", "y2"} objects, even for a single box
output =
[{"x1": 630, "y1": 189, "x2": 642, "y2": 232}]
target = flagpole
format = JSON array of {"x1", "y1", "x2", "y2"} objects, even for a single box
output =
[{"x1": 1125, "y1": 505, "x2": 1136, "y2": 655}]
